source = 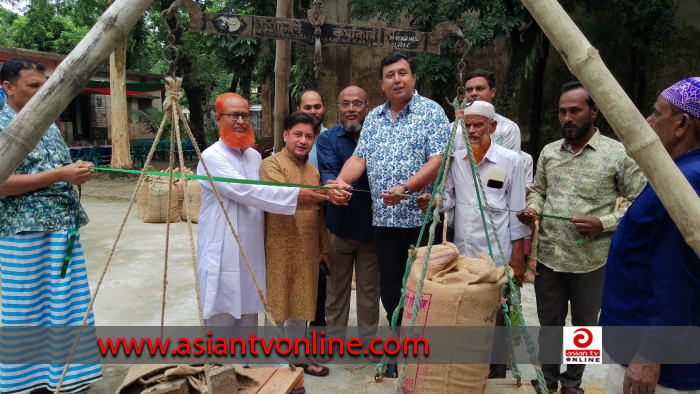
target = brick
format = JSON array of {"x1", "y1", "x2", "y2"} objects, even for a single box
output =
[
  {"x1": 141, "y1": 378, "x2": 190, "y2": 394},
  {"x1": 206, "y1": 365, "x2": 238, "y2": 394}
]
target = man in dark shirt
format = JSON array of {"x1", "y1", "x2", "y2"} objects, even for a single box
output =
[
  {"x1": 317, "y1": 85, "x2": 379, "y2": 327},
  {"x1": 599, "y1": 77, "x2": 700, "y2": 393}
]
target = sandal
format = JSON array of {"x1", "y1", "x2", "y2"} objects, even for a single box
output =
[
  {"x1": 295, "y1": 363, "x2": 329, "y2": 377},
  {"x1": 385, "y1": 363, "x2": 398, "y2": 378},
  {"x1": 530, "y1": 379, "x2": 557, "y2": 394}
]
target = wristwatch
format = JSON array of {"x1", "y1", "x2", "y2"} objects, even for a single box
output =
[{"x1": 400, "y1": 183, "x2": 410, "y2": 194}]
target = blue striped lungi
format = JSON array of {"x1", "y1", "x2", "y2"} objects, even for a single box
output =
[{"x1": 0, "y1": 230, "x2": 102, "y2": 393}]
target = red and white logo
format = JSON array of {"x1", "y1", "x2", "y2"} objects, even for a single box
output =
[{"x1": 562, "y1": 326, "x2": 602, "y2": 364}]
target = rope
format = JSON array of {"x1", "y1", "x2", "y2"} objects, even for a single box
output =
[
  {"x1": 173, "y1": 96, "x2": 204, "y2": 330},
  {"x1": 168, "y1": 79, "x2": 295, "y2": 368},
  {"x1": 385, "y1": 97, "x2": 465, "y2": 392},
  {"x1": 457, "y1": 112, "x2": 547, "y2": 390},
  {"x1": 166, "y1": 77, "x2": 205, "y2": 329},
  {"x1": 61, "y1": 185, "x2": 81, "y2": 278},
  {"x1": 55, "y1": 75, "x2": 295, "y2": 392},
  {"x1": 159, "y1": 100, "x2": 179, "y2": 336},
  {"x1": 55, "y1": 77, "x2": 179, "y2": 393}
]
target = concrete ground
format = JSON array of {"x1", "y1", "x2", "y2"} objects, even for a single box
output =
[{"x1": 75, "y1": 174, "x2": 607, "y2": 393}]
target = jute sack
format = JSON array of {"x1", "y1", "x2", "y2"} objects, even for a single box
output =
[
  {"x1": 400, "y1": 242, "x2": 510, "y2": 394},
  {"x1": 180, "y1": 169, "x2": 202, "y2": 223},
  {"x1": 116, "y1": 364, "x2": 257, "y2": 394},
  {"x1": 137, "y1": 170, "x2": 181, "y2": 223}
]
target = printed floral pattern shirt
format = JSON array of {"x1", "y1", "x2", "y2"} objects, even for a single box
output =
[
  {"x1": 0, "y1": 106, "x2": 88, "y2": 238},
  {"x1": 354, "y1": 91, "x2": 450, "y2": 228},
  {"x1": 526, "y1": 130, "x2": 646, "y2": 273}
]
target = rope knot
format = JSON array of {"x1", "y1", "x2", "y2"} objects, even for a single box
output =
[{"x1": 163, "y1": 76, "x2": 183, "y2": 112}]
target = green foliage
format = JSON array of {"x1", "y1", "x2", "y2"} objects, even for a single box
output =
[
  {"x1": 289, "y1": 44, "x2": 316, "y2": 103},
  {"x1": 348, "y1": 0, "x2": 527, "y2": 107},
  {"x1": 0, "y1": 8, "x2": 18, "y2": 46},
  {"x1": 129, "y1": 107, "x2": 169, "y2": 137}
]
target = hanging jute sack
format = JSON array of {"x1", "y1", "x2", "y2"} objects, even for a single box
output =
[
  {"x1": 400, "y1": 242, "x2": 510, "y2": 394},
  {"x1": 179, "y1": 168, "x2": 202, "y2": 223},
  {"x1": 137, "y1": 167, "x2": 181, "y2": 223}
]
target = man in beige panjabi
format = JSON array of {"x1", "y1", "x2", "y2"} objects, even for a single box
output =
[{"x1": 260, "y1": 111, "x2": 331, "y2": 379}]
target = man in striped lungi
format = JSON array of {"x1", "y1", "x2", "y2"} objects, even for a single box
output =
[{"x1": 0, "y1": 57, "x2": 101, "y2": 393}]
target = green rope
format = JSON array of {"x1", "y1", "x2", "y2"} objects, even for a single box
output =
[
  {"x1": 374, "y1": 97, "x2": 462, "y2": 384},
  {"x1": 403, "y1": 195, "x2": 572, "y2": 221},
  {"x1": 457, "y1": 113, "x2": 547, "y2": 390},
  {"x1": 387, "y1": 98, "x2": 464, "y2": 393},
  {"x1": 61, "y1": 185, "x2": 81, "y2": 278}
]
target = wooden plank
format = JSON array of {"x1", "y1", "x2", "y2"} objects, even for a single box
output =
[
  {"x1": 257, "y1": 368, "x2": 303, "y2": 394},
  {"x1": 238, "y1": 367, "x2": 302, "y2": 394},
  {"x1": 238, "y1": 368, "x2": 275, "y2": 394}
]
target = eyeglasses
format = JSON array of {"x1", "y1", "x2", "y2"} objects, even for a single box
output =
[
  {"x1": 338, "y1": 101, "x2": 366, "y2": 109},
  {"x1": 219, "y1": 112, "x2": 251, "y2": 122}
]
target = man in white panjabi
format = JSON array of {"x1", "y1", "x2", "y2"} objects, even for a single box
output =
[
  {"x1": 419, "y1": 100, "x2": 530, "y2": 379},
  {"x1": 421, "y1": 100, "x2": 529, "y2": 275},
  {"x1": 196, "y1": 93, "x2": 328, "y2": 331}
]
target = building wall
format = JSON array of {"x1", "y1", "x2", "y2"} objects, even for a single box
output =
[{"x1": 1, "y1": 46, "x2": 164, "y2": 145}]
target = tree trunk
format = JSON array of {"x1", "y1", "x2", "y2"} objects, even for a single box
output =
[
  {"x1": 0, "y1": 0, "x2": 154, "y2": 187},
  {"x1": 520, "y1": 0, "x2": 700, "y2": 256},
  {"x1": 229, "y1": 75, "x2": 239, "y2": 93},
  {"x1": 109, "y1": 38, "x2": 133, "y2": 169},
  {"x1": 240, "y1": 74, "x2": 252, "y2": 99},
  {"x1": 528, "y1": 33, "x2": 549, "y2": 162},
  {"x1": 184, "y1": 82, "x2": 207, "y2": 149},
  {"x1": 261, "y1": 77, "x2": 273, "y2": 138},
  {"x1": 159, "y1": 0, "x2": 207, "y2": 150},
  {"x1": 496, "y1": 23, "x2": 541, "y2": 116},
  {"x1": 273, "y1": 0, "x2": 292, "y2": 152}
]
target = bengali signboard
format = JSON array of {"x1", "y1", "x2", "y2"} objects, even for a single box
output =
[{"x1": 187, "y1": 12, "x2": 455, "y2": 55}]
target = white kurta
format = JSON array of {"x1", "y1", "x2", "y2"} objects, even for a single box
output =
[
  {"x1": 197, "y1": 140, "x2": 299, "y2": 319},
  {"x1": 443, "y1": 143, "x2": 530, "y2": 266}
]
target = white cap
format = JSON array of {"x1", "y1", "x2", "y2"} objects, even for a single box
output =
[{"x1": 463, "y1": 100, "x2": 495, "y2": 120}]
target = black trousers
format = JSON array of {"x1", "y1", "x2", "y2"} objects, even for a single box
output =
[
  {"x1": 310, "y1": 263, "x2": 327, "y2": 326},
  {"x1": 535, "y1": 262, "x2": 606, "y2": 389},
  {"x1": 373, "y1": 222, "x2": 443, "y2": 326}
]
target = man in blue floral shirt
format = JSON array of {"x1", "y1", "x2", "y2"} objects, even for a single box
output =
[
  {"x1": 329, "y1": 53, "x2": 449, "y2": 375},
  {"x1": 0, "y1": 57, "x2": 101, "y2": 393}
]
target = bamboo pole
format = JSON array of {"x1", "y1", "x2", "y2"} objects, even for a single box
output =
[
  {"x1": 272, "y1": 0, "x2": 292, "y2": 152},
  {"x1": 0, "y1": 0, "x2": 153, "y2": 186},
  {"x1": 520, "y1": 0, "x2": 700, "y2": 256}
]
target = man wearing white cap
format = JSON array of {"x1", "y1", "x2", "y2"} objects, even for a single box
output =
[
  {"x1": 419, "y1": 100, "x2": 529, "y2": 275},
  {"x1": 419, "y1": 100, "x2": 530, "y2": 378}
]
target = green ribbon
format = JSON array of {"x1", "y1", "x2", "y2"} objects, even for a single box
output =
[
  {"x1": 394, "y1": 192, "x2": 573, "y2": 221},
  {"x1": 90, "y1": 167, "x2": 572, "y2": 221},
  {"x1": 61, "y1": 185, "x2": 80, "y2": 278},
  {"x1": 90, "y1": 167, "x2": 365, "y2": 192}
]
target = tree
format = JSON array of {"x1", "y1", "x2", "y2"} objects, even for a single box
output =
[
  {"x1": 350, "y1": 0, "x2": 523, "y2": 114},
  {"x1": 349, "y1": 0, "x2": 679, "y2": 158}
]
